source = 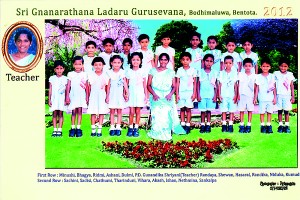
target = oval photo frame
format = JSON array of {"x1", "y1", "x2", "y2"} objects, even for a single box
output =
[{"x1": 2, "y1": 21, "x2": 43, "y2": 73}]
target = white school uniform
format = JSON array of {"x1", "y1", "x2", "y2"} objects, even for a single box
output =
[
  {"x1": 186, "y1": 47, "x2": 204, "y2": 72},
  {"x1": 49, "y1": 75, "x2": 68, "y2": 112},
  {"x1": 126, "y1": 68, "x2": 147, "y2": 107},
  {"x1": 99, "y1": 52, "x2": 117, "y2": 72},
  {"x1": 120, "y1": 52, "x2": 130, "y2": 72},
  {"x1": 204, "y1": 49, "x2": 222, "y2": 72},
  {"x1": 221, "y1": 51, "x2": 242, "y2": 72},
  {"x1": 67, "y1": 71, "x2": 88, "y2": 110},
  {"x1": 237, "y1": 72, "x2": 256, "y2": 111},
  {"x1": 107, "y1": 69, "x2": 126, "y2": 109},
  {"x1": 136, "y1": 48, "x2": 154, "y2": 76},
  {"x1": 155, "y1": 45, "x2": 175, "y2": 70},
  {"x1": 83, "y1": 55, "x2": 96, "y2": 74},
  {"x1": 239, "y1": 51, "x2": 259, "y2": 74}
]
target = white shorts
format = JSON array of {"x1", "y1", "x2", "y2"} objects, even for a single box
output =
[
  {"x1": 198, "y1": 98, "x2": 215, "y2": 112},
  {"x1": 220, "y1": 97, "x2": 237, "y2": 113},
  {"x1": 238, "y1": 94, "x2": 254, "y2": 111},
  {"x1": 259, "y1": 101, "x2": 274, "y2": 114},
  {"x1": 177, "y1": 90, "x2": 194, "y2": 108},
  {"x1": 276, "y1": 94, "x2": 292, "y2": 111}
]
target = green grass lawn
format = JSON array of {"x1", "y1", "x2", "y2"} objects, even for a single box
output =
[{"x1": 45, "y1": 105, "x2": 297, "y2": 168}]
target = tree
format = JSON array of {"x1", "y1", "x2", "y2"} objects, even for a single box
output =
[
  {"x1": 45, "y1": 19, "x2": 139, "y2": 88},
  {"x1": 152, "y1": 20, "x2": 198, "y2": 70},
  {"x1": 215, "y1": 22, "x2": 235, "y2": 53}
]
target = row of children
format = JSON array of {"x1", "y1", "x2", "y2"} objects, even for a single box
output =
[{"x1": 48, "y1": 46, "x2": 295, "y2": 138}]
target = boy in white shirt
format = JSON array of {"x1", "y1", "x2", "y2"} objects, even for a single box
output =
[
  {"x1": 274, "y1": 58, "x2": 295, "y2": 133},
  {"x1": 221, "y1": 38, "x2": 242, "y2": 72},
  {"x1": 99, "y1": 38, "x2": 117, "y2": 72},
  {"x1": 239, "y1": 38, "x2": 259, "y2": 74},
  {"x1": 83, "y1": 41, "x2": 97, "y2": 74},
  {"x1": 154, "y1": 32, "x2": 175, "y2": 70}
]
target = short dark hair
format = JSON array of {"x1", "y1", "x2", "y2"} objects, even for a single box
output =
[
  {"x1": 54, "y1": 60, "x2": 64, "y2": 68},
  {"x1": 85, "y1": 41, "x2": 96, "y2": 48},
  {"x1": 129, "y1": 52, "x2": 143, "y2": 69},
  {"x1": 160, "y1": 32, "x2": 171, "y2": 40},
  {"x1": 243, "y1": 58, "x2": 253, "y2": 66},
  {"x1": 158, "y1": 53, "x2": 170, "y2": 61},
  {"x1": 241, "y1": 37, "x2": 253, "y2": 45},
  {"x1": 102, "y1": 38, "x2": 115, "y2": 45},
  {"x1": 278, "y1": 58, "x2": 290, "y2": 66},
  {"x1": 72, "y1": 56, "x2": 84, "y2": 64},
  {"x1": 91, "y1": 56, "x2": 105, "y2": 66},
  {"x1": 207, "y1": 35, "x2": 218, "y2": 43},
  {"x1": 179, "y1": 52, "x2": 192, "y2": 60},
  {"x1": 225, "y1": 37, "x2": 236, "y2": 45},
  {"x1": 138, "y1": 34, "x2": 149, "y2": 42},
  {"x1": 260, "y1": 57, "x2": 271, "y2": 66},
  {"x1": 203, "y1": 53, "x2": 214, "y2": 62},
  {"x1": 224, "y1": 55, "x2": 234, "y2": 62},
  {"x1": 122, "y1": 38, "x2": 133, "y2": 46},
  {"x1": 14, "y1": 29, "x2": 32, "y2": 43}
]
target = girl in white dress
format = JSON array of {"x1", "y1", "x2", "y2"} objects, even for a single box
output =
[
  {"x1": 65, "y1": 56, "x2": 88, "y2": 137},
  {"x1": 48, "y1": 60, "x2": 68, "y2": 137},
  {"x1": 105, "y1": 55, "x2": 129, "y2": 136},
  {"x1": 87, "y1": 57, "x2": 109, "y2": 137},
  {"x1": 125, "y1": 52, "x2": 147, "y2": 137}
]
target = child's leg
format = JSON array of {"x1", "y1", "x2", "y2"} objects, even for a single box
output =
[
  {"x1": 222, "y1": 112, "x2": 227, "y2": 122},
  {"x1": 71, "y1": 109, "x2": 77, "y2": 129},
  {"x1": 58, "y1": 111, "x2": 64, "y2": 129},
  {"x1": 135, "y1": 107, "x2": 141, "y2": 125},
  {"x1": 110, "y1": 109, "x2": 115, "y2": 128},
  {"x1": 247, "y1": 111, "x2": 252, "y2": 124},
  {"x1": 201, "y1": 112, "x2": 206, "y2": 124},
  {"x1": 284, "y1": 110, "x2": 290, "y2": 123},
  {"x1": 186, "y1": 108, "x2": 191, "y2": 123},
  {"x1": 221, "y1": 112, "x2": 227, "y2": 132},
  {"x1": 267, "y1": 113, "x2": 272, "y2": 124},
  {"x1": 52, "y1": 111, "x2": 58, "y2": 130},
  {"x1": 240, "y1": 111, "x2": 244, "y2": 125},
  {"x1": 116, "y1": 109, "x2": 122, "y2": 128},
  {"x1": 91, "y1": 114, "x2": 96, "y2": 135},
  {"x1": 129, "y1": 107, "x2": 135, "y2": 127},
  {"x1": 180, "y1": 107, "x2": 186, "y2": 123},
  {"x1": 206, "y1": 111, "x2": 211, "y2": 123},
  {"x1": 260, "y1": 114, "x2": 265, "y2": 124},
  {"x1": 278, "y1": 110, "x2": 283, "y2": 125},
  {"x1": 76, "y1": 107, "x2": 83, "y2": 129}
]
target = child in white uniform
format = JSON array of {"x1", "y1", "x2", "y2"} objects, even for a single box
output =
[
  {"x1": 87, "y1": 57, "x2": 109, "y2": 137},
  {"x1": 99, "y1": 38, "x2": 117, "y2": 72},
  {"x1": 154, "y1": 33, "x2": 175, "y2": 70},
  {"x1": 176, "y1": 52, "x2": 197, "y2": 134},
  {"x1": 185, "y1": 32, "x2": 204, "y2": 73},
  {"x1": 83, "y1": 41, "x2": 97, "y2": 74},
  {"x1": 120, "y1": 38, "x2": 133, "y2": 72},
  {"x1": 221, "y1": 38, "x2": 242, "y2": 72},
  {"x1": 48, "y1": 60, "x2": 68, "y2": 137},
  {"x1": 66, "y1": 56, "x2": 88, "y2": 137},
  {"x1": 274, "y1": 58, "x2": 295, "y2": 133},
  {"x1": 204, "y1": 35, "x2": 222, "y2": 72},
  {"x1": 239, "y1": 38, "x2": 259, "y2": 74}
]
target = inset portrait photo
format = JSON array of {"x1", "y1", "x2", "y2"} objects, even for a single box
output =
[{"x1": 2, "y1": 21, "x2": 43, "y2": 73}]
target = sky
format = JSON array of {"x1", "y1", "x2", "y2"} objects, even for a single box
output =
[{"x1": 132, "y1": 19, "x2": 230, "y2": 47}]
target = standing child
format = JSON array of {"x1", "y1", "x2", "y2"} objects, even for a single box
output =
[
  {"x1": 83, "y1": 41, "x2": 97, "y2": 74},
  {"x1": 218, "y1": 55, "x2": 238, "y2": 132},
  {"x1": 154, "y1": 32, "x2": 175, "y2": 70},
  {"x1": 185, "y1": 32, "x2": 204, "y2": 73},
  {"x1": 176, "y1": 52, "x2": 197, "y2": 134},
  {"x1": 254, "y1": 58, "x2": 276, "y2": 133},
  {"x1": 198, "y1": 54, "x2": 218, "y2": 133},
  {"x1": 204, "y1": 36, "x2": 222, "y2": 72},
  {"x1": 237, "y1": 58, "x2": 256, "y2": 133},
  {"x1": 48, "y1": 60, "x2": 68, "y2": 137},
  {"x1": 86, "y1": 57, "x2": 109, "y2": 137},
  {"x1": 105, "y1": 55, "x2": 129, "y2": 136},
  {"x1": 66, "y1": 56, "x2": 88, "y2": 137},
  {"x1": 120, "y1": 38, "x2": 133, "y2": 71},
  {"x1": 239, "y1": 38, "x2": 259, "y2": 74},
  {"x1": 99, "y1": 38, "x2": 117, "y2": 72},
  {"x1": 274, "y1": 58, "x2": 295, "y2": 133},
  {"x1": 221, "y1": 38, "x2": 242, "y2": 72},
  {"x1": 126, "y1": 52, "x2": 147, "y2": 137}
]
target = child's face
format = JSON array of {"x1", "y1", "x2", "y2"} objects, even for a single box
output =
[
  {"x1": 85, "y1": 44, "x2": 96, "y2": 56},
  {"x1": 139, "y1": 39, "x2": 149, "y2": 50},
  {"x1": 93, "y1": 62, "x2": 104, "y2": 73},
  {"x1": 104, "y1": 43, "x2": 113, "y2": 54},
  {"x1": 204, "y1": 57, "x2": 214, "y2": 69},
  {"x1": 73, "y1": 60, "x2": 83, "y2": 72},
  {"x1": 180, "y1": 56, "x2": 191, "y2": 68},
  {"x1": 54, "y1": 65, "x2": 64, "y2": 77},
  {"x1": 243, "y1": 63, "x2": 253, "y2": 73},
  {"x1": 161, "y1": 37, "x2": 171, "y2": 47},
  {"x1": 226, "y1": 42, "x2": 236, "y2": 53},
  {"x1": 111, "y1": 58, "x2": 122, "y2": 71},
  {"x1": 123, "y1": 42, "x2": 132, "y2": 53},
  {"x1": 224, "y1": 59, "x2": 233, "y2": 70},
  {"x1": 159, "y1": 55, "x2": 169, "y2": 68},
  {"x1": 260, "y1": 62, "x2": 271, "y2": 73},
  {"x1": 242, "y1": 41, "x2": 253, "y2": 52},
  {"x1": 208, "y1": 39, "x2": 217, "y2": 50},
  {"x1": 131, "y1": 55, "x2": 141, "y2": 68},
  {"x1": 279, "y1": 62, "x2": 289, "y2": 73},
  {"x1": 190, "y1": 36, "x2": 200, "y2": 48}
]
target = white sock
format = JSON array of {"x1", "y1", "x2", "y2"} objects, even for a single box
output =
[
  {"x1": 240, "y1": 122, "x2": 244, "y2": 126},
  {"x1": 181, "y1": 121, "x2": 186, "y2": 126},
  {"x1": 129, "y1": 124, "x2": 133, "y2": 128},
  {"x1": 206, "y1": 122, "x2": 210, "y2": 126},
  {"x1": 77, "y1": 125, "x2": 81, "y2": 129},
  {"x1": 98, "y1": 125, "x2": 102, "y2": 129},
  {"x1": 58, "y1": 128, "x2": 62, "y2": 132},
  {"x1": 201, "y1": 123, "x2": 205, "y2": 126},
  {"x1": 186, "y1": 123, "x2": 190, "y2": 126},
  {"x1": 247, "y1": 122, "x2": 251, "y2": 126},
  {"x1": 91, "y1": 125, "x2": 96, "y2": 133},
  {"x1": 97, "y1": 128, "x2": 102, "y2": 133},
  {"x1": 261, "y1": 123, "x2": 265, "y2": 126},
  {"x1": 229, "y1": 121, "x2": 233, "y2": 125},
  {"x1": 134, "y1": 124, "x2": 139, "y2": 129},
  {"x1": 110, "y1": 125, "x2": 115, "y2": 130},
  {"x1": 266, "y1": 122, "x2": 271, "y2": 126},
  {"x1": 222, "y1": 121, "x2": 226, "y2": 125},
  {"x1": 71, "y1": 125, "x2": 75, "y2": 129},
  {"x1": 285, "y1": 122, "x2": 289, "y2": 126},
  {"x1": 54, "y1": 128, "x2": 57, "y2": 131},
  {"x1": 116, "y1": 124, "x2": 121, "y2": 130},
  {"x1": 279, "y1": 122, "x2": 283, "y2": 126}
]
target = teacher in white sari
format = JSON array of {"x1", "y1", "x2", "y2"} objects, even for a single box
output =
[{"x1": 10, "y1": 29, "x2": 35, "y2": 66}]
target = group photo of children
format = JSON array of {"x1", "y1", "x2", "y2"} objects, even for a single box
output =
[{"x1": 45, "y1": 19, "x2": 297, "y2": 168}]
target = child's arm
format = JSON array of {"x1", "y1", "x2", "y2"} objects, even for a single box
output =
[
  {"x1": 213, "y1": 81, "x2": 217, "y2": 103},
  {"x1": 290, "y1": 81, "x2": 295, "y2": 103},
  {"x1": 253, "y1": 83, "x2": 258, "y2": 104},
  {"x1": 234, "y1": 81, "x2": 238, "y2": 103},
  {"x1": 151, "y1": 59, "x2": 155, "y2": 68},
  {"x1": 218, "y1": 81, "x2": 222, "y2": 102},
  {"x1": 143, "y1": 77, "x2": 148, "y2": 102},
  {"x1": 154, "y1": 55, "x2": 159, "y2": 68},
  {"x1": 220, "y1": 61, "x2": 224, "y2": 71},
  {"x1": 65, "y1": 80, "x2": 71, "y2": 105},
  {"x1": 176, "y1": 77, "x2": 180, "y2": 102},
  {"x1": 147, "y1": 74, "x2": 159, "y2": 101},
  {"x1": 171, "y1": 56, "x2": 175, "y2": 70},
  {"x1": 86, "y1": 82, "x2": 90, "y2": 105},
  {"x1": 272, "y1": 84, "x2": 277, "y2": 105},
  {"x1": 105, "y1": 79, "x2": 111, "y2": 104},
  {"x1": 236, "y1": 80, "x2": 240, "y2": 101},
  {"x1": 192, "y1": 77, "x2": 197, "y2": 101},
  {"x1": 166, "y1": 77, "x2": 176, "y2": 101},
  {"x1": 197, "y1": 77, "x2": 201, "y2": 102},
  {"x1": 123, "y1": 77, "x2": 129, "y2": 102},
  {"x1": 238, "y1": 62, "x2": 242, "y2": 72},
  {"x1": 48, "y1": 83, "x2": 52, "y2": 107},
  {"x1": 255, "y1": 64, "x2": 258, "y2": 74}
]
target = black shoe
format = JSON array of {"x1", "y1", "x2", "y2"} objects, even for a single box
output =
[
  {"x1": 56, "y1": 131, "x2": 62, "y2": 137},
  {"x1": 228, "y1": 125, "x2": 233, "y2": 133},
  {"x1": 205, "y1": 125, "x2": 211, "y2": 133},
  {"x1": 277, "y1": 125, "x2": 283, "y2": 133},
  {"x1": 200, "y1": 125, "x2": 205, "y2": 133},
  {"x1": 109, "y1": 130, "x2": 115, "y2": 136},
  {"x1": 133, "y1": 128, "x2": 139, "y2": 137},
  {"x1": 266, "y1": 125, "x2": 273, "y2": 134},
  {"x1": 69, "y1": 129, "x2": 76, "y2": 137},
  {"x1": 127, "y1": 128, "x2": 133, "y2": 137},
  {"x1": 76, "y1": 129, "x2": 83, "y2": 137},
  {"x1": 185, "y1": 126, "x2": 191, "y2": 134},
  {"x1": 239, "y1": 125, "x2": 245, "y2": 133},
  {"x1": 96, "y1": 132, "x2": 102, "y2": 137},
  {"x1": 245, "y1": 126, "x2": 251, "y2": 133},
  {"x1": 52, "y1": 131, "x2": 57, "y2": 137},
  {"x1": 91, "y1": 132, "x2": 96, "y2": 137},
  {"x1": 115, "y1": 129, "x2": 121, "y2": 136},
  {"x1": 283, "y1": 126, "x2": 291, "y2": 133},
  {"x1": 260, "y1": 125, "x2": 266, "y2": 133},
  {"x1": 222, "y1": 125, "x2": 227, "y2": 132}
]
